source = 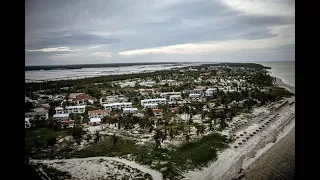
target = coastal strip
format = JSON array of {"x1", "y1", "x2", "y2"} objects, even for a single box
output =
[{"x1": 183, "y1": 76, "x2": 295, "y2": 180}]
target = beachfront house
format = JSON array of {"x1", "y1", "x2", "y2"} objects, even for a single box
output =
[
  {"x1": 88, "y1": 110, "x2": 110, "y2": 119},
  {"x1": 103, "y1": 102, "x2": 132, "y2": 110},
  {"x1": 140, "y1": 98, "x2": 166, "y2": 106},
  {"x1": 123, "y1": 108, "x2": 139, "y2": 114},
  {"x1": 89, "y1": 118, "x2": 101, "y2": 126}
]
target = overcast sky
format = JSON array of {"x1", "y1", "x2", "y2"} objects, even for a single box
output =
[{"x1": 25, "y1": 0, "x2": 295, "y2": 66}]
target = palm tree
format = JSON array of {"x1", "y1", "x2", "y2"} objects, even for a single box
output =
[
  {"x1": 154, "y1": 129, "x2": 162, "y2": 149},
  {"x1": 113, "y1": 133, "x2": 118, "y2": 146},
  {"x1": 94, "y1": 130, "x2": 101, "y2": 143}
]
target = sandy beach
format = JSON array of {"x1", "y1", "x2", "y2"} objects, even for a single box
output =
[{"x1": 183, "y1": 76, "x2": 295, "y2": 180}]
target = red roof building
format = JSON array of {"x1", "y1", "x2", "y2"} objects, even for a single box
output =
[
  {"x1": 68, "y1": 93, "x2": 97, "y2": 105},
  {"x1": 88, "y1": 109, "x2": 110, "y2": 118},
  {"x1": 153, "y1": 109, "x2": 163, "y2": 116}
]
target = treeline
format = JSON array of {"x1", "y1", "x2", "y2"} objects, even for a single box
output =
[
  {"x1": 25, "y1": 69, "x2": 181, "y2": 92},
  {"x1": 192, "y1": 63, "x2": 270, "y2": 69}
]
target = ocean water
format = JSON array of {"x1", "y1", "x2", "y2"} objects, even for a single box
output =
[
  {"x1": 257, "y1": 61, "x2": 295, "y2": 87},
  {"x1": 244, "y1": 61, "x2": 295, "y2": 180}
]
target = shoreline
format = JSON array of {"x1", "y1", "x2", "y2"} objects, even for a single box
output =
[
  {"x1": 239, "y1": 76, "x2": 295, "y2": 179},
  {"x1": 183, "y1": 76, "x2": 295, "y2": 180}
]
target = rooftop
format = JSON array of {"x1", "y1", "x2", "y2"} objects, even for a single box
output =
[
  {"x1": 53, "y1": 114, "x2": 69, "y2": 118},
  {"x1": 88, "y1": 109, "x2": 110, "y2": 114},
  {"x1": 90, "y1": 118, "x2": 101, "y2": 123}
]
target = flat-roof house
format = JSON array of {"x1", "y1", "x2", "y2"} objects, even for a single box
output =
[
  {"x1": 89, "y1": 118, "x2": 101, "y2": 126},
  {"x1": 55, "y1": 107, "x2": 64, "y2": 114},
  {"x1": 88, "y1": 109, "x2": 110, "y2": 119},
  {"x1": 65, "y1": 106, "x2": 86, "y2": 114},
  {"x1": 169, "y1": 95, "x2": 182, "y2": 101},
  {"x1": 160, "y1": 92, "x2": 181, "y2": 98},
  {"x1": 103, "y1": 102, "x2": 132, "y2": 110},
  {"x1": 143, "y1": 103, "x2": 159, "y2": 109},
  {"x1": 123, "y1": 108, "x2": 139, "y2": 114},
  {"x1": 141, "y1": 98, "x2": 166, "y2": 106},
  {"x1": 53, "y1": 113, "x2": 70, "y2": 122},
  {"x1": 189, "y1": 93, "x2": 201, "y2": 99},
  {"x1": 25, "y1": 111, "x2": 48, "y2": 120}
]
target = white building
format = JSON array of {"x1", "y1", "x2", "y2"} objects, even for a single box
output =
[
  {"x1": 189, "y1": 93, "x2": 201, "y2": 99},
  {"x1": 139, "y1": 81, "x2": 156, "y2": 87},
  {"x1": 88, "y1": 110, "x2": 110, "y2": 119},
  {"x1": 25, "y1": 111, "x2": 48, "y2": 120},
  {"x1": 143, "y1": 103, "x2": 159, "y2": 109},
  {"x1": 205, "y1": 88, "x2": 217, "y2": 97},
  {"x1": 169, "y1": 95, "x2": 182, "y2": 101},
  {"x1": 123, "y1": 108, "x2": 139, "y2": 114},
  {"x1": 89, "y1": 118, "x2": 101, "y2": 126},
  {"x1": 141, "y1": 98, "x2": 166, "y2": 106},
  {"x1": 65, "y1": 106, "x2": 86, "y2": 114},
  {"x1": 55, "y1": 107, "x2": 64, "y2": 114},
  {"x1": 25, "y1": 118, "x2": 31, "y2": 128},
  {"x1": 159, "y1": 80, "x2": 182, "y2": 86},
  {"x1": 103, "y1": 102, "x2": 132, "y2": 110},
  {"x1": 160, "y1": 92, "x2": 181, "y2": 98},
  {"x1": 53, "y1": 113, "x2": 70, "y2": 122},
  {"x1": 119, "y1": 81, "x2": 136, "y2": 88}
]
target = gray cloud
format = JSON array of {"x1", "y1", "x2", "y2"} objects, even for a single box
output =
[{"x1": 25, "y1": 0, "x2": 295, "y2": 65}]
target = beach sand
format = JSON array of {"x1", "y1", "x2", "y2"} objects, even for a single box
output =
[{"x1": 183, "y1": 76, "x2": 295, "y2": 180}]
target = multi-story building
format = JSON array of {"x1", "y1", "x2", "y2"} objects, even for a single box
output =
[
  {"x1": 65, "y1": 106, "x2": 86, "y2": 114},
  {"x1": 140, "y1": 98, "x2": 166, "y2": 106},
  {"x1": 169, "y1": 95, "x2": 182, "y2": 101},
  {"x1": 189, "y1": 93, "x2": 201, "y2": 99},
  {"x1": 103, "y1": 102, "x2": 132, "y2": 110},
  {"x1": 25, "y1": 111, "x2": 48, "y2": 120},
  {"x1": 88, "y1": 110, "x2": 110, "y2": 119},
  {"x1": 143, "y1": 103, "x2": 159, "y2": 109},
  {"x1": 123, "y1": 108, "x2": 139, "y2": 114},
  {"x1": 160, "y1": 92, "x2": 181, "y2": 98},
  {"x1": 55, "y1": 107, "x2": 64, "y2": 114},
  {"x1": 53, "y1": 113, "x2": 70, "y2": 122}
]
